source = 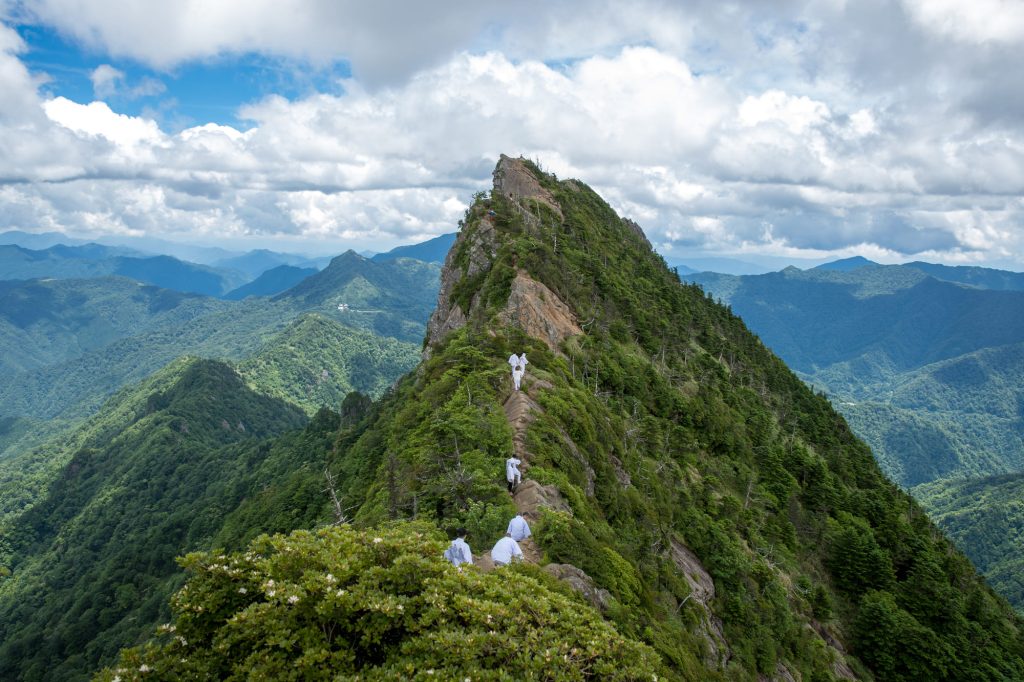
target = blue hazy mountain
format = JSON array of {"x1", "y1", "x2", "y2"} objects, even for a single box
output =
[
  {"x1": 371, "y1": 232, "x2": 456, "y2": 263},
  {"x1": 213, "y1": 249, "x2": 324, "y2": 278},
  {"x1": 813, "y1": 256, "x2": 880, "y2": 271},
  {"x1": 0, "y1": 244, "x2": 248, "y2": 296},
  {"x1": 223, "y1": 264, "x2": 318, "y2": 300}
]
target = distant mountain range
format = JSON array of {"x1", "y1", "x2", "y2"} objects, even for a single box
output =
[
  {"x1": 370, "y1": 232, "x2": 455, "y2": 264},
  {"x1": 213, "y1": 249, "x2": 327, "y2": 277},
  {"x1": 223, "y1": 264, "x2": 319, "y2": 300},
  {"x1": 0, "y1": 243, "x2": 248, "y2": 296}
]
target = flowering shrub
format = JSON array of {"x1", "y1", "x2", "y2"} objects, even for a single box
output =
[{"x1": 95, "y1": 522, "x2": 661, "y2": 681}]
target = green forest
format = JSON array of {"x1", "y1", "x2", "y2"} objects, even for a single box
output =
[
  {"x1": 687, "y1": 262, "x2": 1024, "y2": 613},
  {"x1": 3, "y1": 157, "x2": 1024, "y2": 680}
]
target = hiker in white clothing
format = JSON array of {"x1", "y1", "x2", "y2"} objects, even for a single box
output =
[
  {"x1": 507, "y1": 353, "x2": 519, "y2": 371},
  {"x1": 507, "y1": 513, "x2": 531, "y2": 542},
  {"x1": 512, "y1": 365, "x2": 524, "y2": 391},
  {"x1": 491, "y1": 533, "x2": 524, "y2": 566},
  {"x1": 443, "y1": 528, "x2": 473, "y2": 567},
  {"x1": 518, "y1": 353, "x2": 528, "y2": 374},
  {"x1": 440, "y1": 528, "x2": 471, "y2": 565},
  {"x1": 506, "y1": 456, "x2": 522, "y2": 492}
]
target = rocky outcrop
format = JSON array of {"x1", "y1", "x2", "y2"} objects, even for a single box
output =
[
  {"x1": 424, "y1": 216, "x2": 498, "y2": 351},
  {"x1": 758, "y1": 662, "x2": 798, "y2": 682},
  {"x1": 513, "y1": 479, "x2": 572, "y2": 522},
  {"x1": 622, "y1": 218, "x2": 652, "y2": 249},
  {"x1": 499, "y1": 271, "x2": 582, "y2": 352},
  {"x1": 671, "y1": 538, "x2": 731, "y2": 669},
  {"x1": 493, "y1": 154, "x2": 562, "y2": 219},
  {"x1": 809, "y1": 621, "x2": 859, "y2": 680},
  {"x1": 544, "y1": 563, "x2": 612, "y2": 611}
]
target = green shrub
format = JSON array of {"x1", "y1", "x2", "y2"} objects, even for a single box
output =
[{"x1": 95, "y1": 523, "x2": 662, "y2": 681}]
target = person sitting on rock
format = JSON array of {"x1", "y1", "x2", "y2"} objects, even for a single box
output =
[
  {"x1": 491, "y1": 532, "x2": 524, "y2": 567},
  {"x1": 512, "y1": 364, "x2": 524, "y2": 391},
  {"x1": 443, "y1": 528, "x2": 473, "y2": 567},
  {"x1": 507, "y1": 513, "x2": 532, "y2": 542},
  {"x1": 506, "y1": 455, "x2": 522, "y2": 492}
]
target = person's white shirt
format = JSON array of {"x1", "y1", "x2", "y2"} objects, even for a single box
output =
[
  {"x1": 508, "y1": 353, "x2": 519, "y2": 369},
  {"x1": 506, "y1": 456, "x2": 522, "y2": 483},
  {"x1": 507, "y1": 514, "x2": 532, "y2": 541},
  {"x1": 447, "y1": 537, "x2": 473, "y2": 566},
  {"x1": 518, "y1": 353, "x2": 528, "y2": 370},
  {"x1": 491, "y1": 535, "x2": 524, "y2": 565}
]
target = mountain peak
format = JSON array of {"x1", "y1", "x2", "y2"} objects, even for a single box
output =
[
  {"x1": 814, "y1": 255, "x2": 879, "y2": 272},
  {"x1": 426, "y1": 155, "x2": 653, "y2": 352},
  {"x1": 492, "y1": 154, "x2": 563, "y2": 218}
]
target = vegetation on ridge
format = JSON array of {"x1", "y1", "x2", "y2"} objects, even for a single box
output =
[{"x1": 4, "y1": 157, "x2": 1024, "y2": 681}]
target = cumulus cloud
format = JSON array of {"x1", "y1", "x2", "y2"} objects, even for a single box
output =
[{"x1": 2, "y1": 2, "x2": 1024, "y2": 265}]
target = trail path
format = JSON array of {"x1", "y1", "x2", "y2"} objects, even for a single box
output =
[{"x1": 474, "y1": 374, "x2": 554, "y2": 569}]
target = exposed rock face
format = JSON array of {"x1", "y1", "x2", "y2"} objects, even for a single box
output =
[
  {"x1": 758, "y1": 662, "x2": 798, "y2": 682},
  {"x1": 513, "y1": 479, "x2": 572, "y2": 522},
  {"x1": 671, "y1": 538, "x2": 731, "y2": 669},
  {"x1": 622, "y1": 218, "x2": 652, "y2": 249},
  {"x1": 499, "y1": 271, "x2": 582, "y2": 352},
  {"x1": 493, "y1": 154, "x2": 562, "y2": 219},
  {"x1": 671, "y1": 539, "x2": 715, "y2": 606},
  {"x1": 810, "y1": 621, "x2": 859, "y2": 680},
  {"x1": 424, "y1": 216, "x2": 498, "y2": 351},
  {"x1": 544, "y1": 563, "x2": 612, "y2": 611},
  {"x1": 609, "y1": 454, "x2": 631, "y2": 487}
]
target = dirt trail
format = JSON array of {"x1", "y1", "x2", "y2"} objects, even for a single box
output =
[{"x1": 474, "y1": 375, "x2": 554, "y2": 569}]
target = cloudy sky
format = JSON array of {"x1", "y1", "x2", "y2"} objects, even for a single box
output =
[{"x1": 1, "y1": 0, "x2": 1023, "y2": 267}]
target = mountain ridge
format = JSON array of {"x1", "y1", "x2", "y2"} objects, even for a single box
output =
[{"x1": 6, "y1": 156, "x2": 1024, "y2": 680}]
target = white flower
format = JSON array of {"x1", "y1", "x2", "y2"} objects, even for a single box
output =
[
  {"x1": 177, "y1": 636, "x2": 188, "y2": 646},
  {"x1": 112, "y1": 677, "x2": 121, "y2": 682},
  {"x1": 325, "y1": 573, "x2": 336, "y2": 583},
  {"x1": 139, "y1": 664, "x2": 151, "y2": 673},
  {"x1": 266, "y1": 579, "x2": 275, "y2": 587},
  {"x1": 288, "y1": 595, "x2": 300, "y2": 604},
  {"x1": 267, "y1": 590, "x2": 276, "y2": 597},
  {"x1": 238, "y1": 587, "x2": 247, "y2": 594},
  {"x1": 373, "y1": 537, "x2": 383, "y2": 544},
  {"x1": 336, "y1": 589, "x2": 347, "y2": 597}
]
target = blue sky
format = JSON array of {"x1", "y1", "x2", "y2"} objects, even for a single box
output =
[
  {"x1": 16, "y1": 22, "x2": 349, "y2": 129},
  {"x1": 1, "y1": 1, "x2": 1024, "y2": 268}
]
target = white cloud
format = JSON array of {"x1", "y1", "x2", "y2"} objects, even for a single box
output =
[
  {"x1": 738, "y1": 90, "x2": 830, "y2": 134},
  {"x1": 43, "y1": 97, "x2": 165, "y2": 149},
  {"x1": 90, "y1": 64, "x2": 123, "y2": 99},
  {"x1": 903, "y1": 0, "x2": 1024, "y2": 44},
  {"x1": 2, "y1": 4, "x2": 1024, "y2": 267}
]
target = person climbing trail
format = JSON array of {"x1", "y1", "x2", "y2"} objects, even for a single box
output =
[
  {"x1": 507, "y1": 352, "x2": 520, "y2": 372},
  {"x1": 507, "y1": 513, "x2": 531, "y2": 542},
  {"x1": 518, "y1": 352, "x2": 528, "y2": 375},
  {"x1": 512, "y1": 364, "x2": 524, "y2": 391},
  {"x1": 490, "y1": 532, "x2": 524, "y2": 567},
  {"x1": 506, "y1": 455, "x2": 522, "y2": 492},
  {"x1": 443, "y1": 528, "x2": 473, "y2": 567}
]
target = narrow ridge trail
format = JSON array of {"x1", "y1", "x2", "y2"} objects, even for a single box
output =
[{"x1": 474, "y1": 374, "x2": 553, "y2": 569}]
